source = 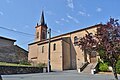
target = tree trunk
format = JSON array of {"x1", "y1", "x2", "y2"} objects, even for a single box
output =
[
  {"x1": 0, "y1": 75, "x2": 2, "y2": 80},
  {"x1": 112, "y1": 64, "x2": 118, "y2": 80}
]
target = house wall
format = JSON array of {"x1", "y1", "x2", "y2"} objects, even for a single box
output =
[
  {"x1": 14, "y1": 45, "x2": 28, "y2": 62},
  {"x1": 0, "y1": 37, "x2": 27, "y2": 63},
  {"x1": 0, "y1": 38, "x2": 16, "y2": 62},
  {"x1": 0, "y1": 38, "x2": 14, "y2": 46},
  {"x1": 0, "y1": 45, "x2": 16, "y2": 62}
]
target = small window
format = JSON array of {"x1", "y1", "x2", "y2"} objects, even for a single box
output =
[
  {"x1": 74, "y1": 36, "x2": 78, "y2": 42},
  {"x1": 74, "y1": 36, "x2": 78, "y2": 46},
  {"x1": 53, "y1": 43, "x2": 56, "y2": 51},
  {"x1": 42, "y1": 46, "x2": 44, "y2": 53},
  {"x1": 36, "y1": 32, "x2": 39, "y2": 39},
  {"x1": 42, "y1": 31, "x2": 46, "y2": 39}
]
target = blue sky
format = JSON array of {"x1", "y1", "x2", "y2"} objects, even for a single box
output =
[{"x1": 0, "y1": 0, "x2": 120, "y2": 50}]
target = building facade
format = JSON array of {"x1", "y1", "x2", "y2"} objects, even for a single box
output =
[
  {"x1": 0, "y1": 36, "x2": 28, "y2": 63},
  {"x1": 28, "y1": 11, "x2": 103, "y2": 71}
]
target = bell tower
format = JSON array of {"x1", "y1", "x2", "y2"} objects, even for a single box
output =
[{"x1": 35, "y1": 11, "x2": 48, "y2": 42}]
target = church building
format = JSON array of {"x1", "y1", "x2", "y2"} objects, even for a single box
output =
[{"x1": 28, "y1": 11, "x2": 103, "y2": 71}]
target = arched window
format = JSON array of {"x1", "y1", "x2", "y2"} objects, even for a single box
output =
[
  {"x1": 74, "y1": 36, "x2": 78, "y2": 46},
  {"x1": 74, "y1": 36, "x2": 78, "y2": 42},
  {"x1": 36, "y1": 32, "x2": 39, "y2": 39},
  {"x1": 53, "y1": 43, "x2": 56, "y2": 51},
  {"x1": 42, "y1": 31, "x2": 46, "y2": 39},
  {"x1": 42, "y1": 46, "x2": 44, "y2": 53}
]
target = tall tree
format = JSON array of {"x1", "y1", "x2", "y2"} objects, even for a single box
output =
[{"x1": 74, "y1": 18, "x2": 120, "y2": 80}]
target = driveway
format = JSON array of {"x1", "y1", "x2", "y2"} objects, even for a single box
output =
[{"x1": 2, "y1": 70, "x2": 119, "y2": 80}]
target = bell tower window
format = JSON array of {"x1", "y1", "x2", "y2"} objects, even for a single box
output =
[
  {"x1": 42, "y1": 31, "x2": 46, "y2": 39},
  {"x1": 36, "y1": 32, "x2": 39, "y2": 39}
]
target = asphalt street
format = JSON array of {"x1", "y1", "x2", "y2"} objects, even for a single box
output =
[{"x1": 1, "y1": 70, "x2": 119, "y2": 80}]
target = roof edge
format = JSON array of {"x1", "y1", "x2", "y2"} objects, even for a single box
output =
[
  {"x1": 0, "y1": 36, "x2": 16, "y2": 42},
  {"x1": 29, "y1": 24, "x2": 104, "y2": 45}
]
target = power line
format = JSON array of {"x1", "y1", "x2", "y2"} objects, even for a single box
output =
[
  {"x1": 18, "y1": 38, "x2": 34, "y2": 45},
  {"x1": 0, "y1": 26, "x2": 34, "y2": 36},
  {"x1": 51, "y1": 29, "x2": 61, "y2": 34},
  {"x1": 0, "y1": 26, "x2": 62, "y2": 36}
]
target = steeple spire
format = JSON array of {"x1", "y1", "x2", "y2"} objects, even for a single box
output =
[{"x1": 40, "y1": 11, "x2": 45, "y2": 26}]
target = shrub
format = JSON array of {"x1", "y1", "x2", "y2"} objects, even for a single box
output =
[
  {"x1": 99, "y1": 62, "x2": 109, "y2": 72},
  {"x1": 36, "y1": 63, "x2": 47, "y2": 68},
  {"x1": 97, "y1": 48, "x2": 105, "y2": 59},
  {"x1": 19, "y1": 60, "x2": 31, "y2": 65},
  {"x1": 116, "y1": 60, "x2": 120, "y2": 74}
]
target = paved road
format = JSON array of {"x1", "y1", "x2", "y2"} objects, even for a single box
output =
[{"x1": 1, "y1": 70, "x2": 119, "y2": 80}]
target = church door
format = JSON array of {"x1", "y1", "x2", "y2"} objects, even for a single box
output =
[{"x1": 90, "y1": 51, "x2": 97, "y2": 63}]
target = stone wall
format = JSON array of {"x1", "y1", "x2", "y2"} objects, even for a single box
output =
[
  {"x1": 0, "y1": 45, "x2": 28, "y2": 63},
  {"x1": 0, "y1": 46, "x2": 17, "y2": 63},
  {"x1": 14, "y1": 45, "x2": 28, "y2": 62},
  {"x1": 0, "y1": 66, "x2": 43, "y2": 75}
]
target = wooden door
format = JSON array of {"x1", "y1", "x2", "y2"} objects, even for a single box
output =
[{"x1": 90, "y1": 51, "x2": 97, "y2": 63}]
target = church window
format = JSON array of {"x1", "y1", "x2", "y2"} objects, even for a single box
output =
[
  {"x1": 74, "y1": 36, "x2": 78, "y2": 42},
  {"x1": 36, "y1": 32, "x2": 39, "y2": 39},
  {"x1": 42, "y1": 31, "x2": 46, "y2": 39},
  {"x1": 53, "y1": 43, "x2": 56, "y2": 51},
  {"x1": 42, "y1": 46, "x2": 44, "y2": 53},
  {"x1": 74, "y1": 36, "x2": 78, "y2": 46}
]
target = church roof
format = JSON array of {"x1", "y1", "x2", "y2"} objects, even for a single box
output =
[
  {"x1": 52, "y1": 24, "x2": 104, "y2": 39},
  {"x1": 29, "y1": 24, "x2": 104, "y2": 45}
]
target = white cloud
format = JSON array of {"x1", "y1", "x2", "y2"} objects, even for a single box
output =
[
  {"x1": 55, "y1": 21, "x2": 60, "y2": 24},
  {"x1": 46, "y1": 11, "x2": 55, "y2": 15},
  {"x1": 67, "y1": 14, "x2": 73, "y2": 19},
  {"x1": 96, "y1": 8, "x2": 102, "y2": 12},
  {"x1": 87, "y1": 14, "x2": 90, "y2": 17},
  {"x1": 57, "y1": 30, "x2": 61, "y2": 33},
  {"x1": 61, "y1": 18, "x2": 69, "y2": 23},
  {"x1": 67, "y1": 14, "x2": 79, "y2": 24},
  {"x1": 67, "y1": 0, "x2": 74, "y2": 9},
  {"x1": 0, "y1": 11, "x2": 4, "y2": 16},
  {"x1": 79, "y1": 11, "x2": 86, "y2": 16},
  {"x1": 78, "y1": 11, "x2": 90, "y2": 17},
  {"x1": 12, "y1": 28, "x2": 17, "y2": 31},
  {"x1": 55, "y1": 18, "x2": 69, "y2": 25},
  {"x1": 74, "y1": 19, "x2": 79, "y2": 24}
]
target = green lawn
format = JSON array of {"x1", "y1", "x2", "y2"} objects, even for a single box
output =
[{"x1": 0, "y1": 62, "x2": 32, "y2": 67}]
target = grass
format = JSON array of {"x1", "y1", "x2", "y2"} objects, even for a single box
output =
[{"x1": 0, "y1": 62, "x2": 32, "y2": 67}]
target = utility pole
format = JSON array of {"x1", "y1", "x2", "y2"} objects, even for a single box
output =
[{"x1": 48, "y1": 28, "x2": 51, "y2": 73}]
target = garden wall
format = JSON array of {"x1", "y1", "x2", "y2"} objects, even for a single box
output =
[{"x1": 0, "y1": 65, "x2": 43, "y2": 75}]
